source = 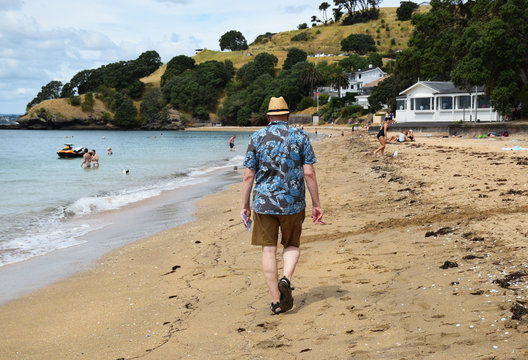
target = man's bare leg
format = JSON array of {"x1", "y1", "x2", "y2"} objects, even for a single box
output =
[
  {"x1": 282, "y1": 246, "x2": 300, "y2": 281},
  {"x1": 262, "y1": 246, "x2": 280, "y2": 303}
]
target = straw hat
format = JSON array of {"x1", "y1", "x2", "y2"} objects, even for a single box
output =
[{"x1": 267, "y1": 96, "x2": 290, "y2": 116}]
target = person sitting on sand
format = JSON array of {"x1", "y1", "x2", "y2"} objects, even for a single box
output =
[
  {"x1": 408, "y1": 129, "x2": 415, "y2": 141},
  {"x1": 91, "y1": 149, "x2": 99, "y2": 168},
  {"x1": 241, "y1": 96, "x2": 323, "y2": 315},
  {"x1": 389, "y1": 131, "x2": 409, "y2": 143},
  {"x1": 81, "y1": 148, "x2": 91, "y2": 168},
  {"x1": 373, "y1": 119, "x2": 392, "y2": 158}
]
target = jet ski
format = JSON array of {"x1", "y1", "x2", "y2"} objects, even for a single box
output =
[{"x1": 57, "y1": 144, "x2": 84, "y2": 158}]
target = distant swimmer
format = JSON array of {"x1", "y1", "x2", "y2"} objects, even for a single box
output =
[
  {"x1": 107, "y1": 147, "x2": 113, "y2": 155},
  {"x1": 123, "y1": 169, "x2": 129, "y2": 175},
  {"x1": 229, "y1": 135, "x2": 236, "y2": 151}
]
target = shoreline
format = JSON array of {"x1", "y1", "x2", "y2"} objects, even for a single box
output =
[{"x1": 1, "y1": 132, "x2": 527, "y2": 359}]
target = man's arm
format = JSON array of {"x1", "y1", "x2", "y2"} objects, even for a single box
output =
[
  {"x1": 303, "y1": 164, "x2": 323, "y2": 223},
  {"x1": 240, "y1": 168, "x2": 255, "y2": 221}
]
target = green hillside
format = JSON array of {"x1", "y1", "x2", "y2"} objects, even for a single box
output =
[{"x1": 21, "y1": 5, "x2": 429, "y2": 128}]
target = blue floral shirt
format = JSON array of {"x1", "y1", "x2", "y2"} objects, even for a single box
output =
[{"x1": 243, "y1": 121, "x2": 317, "y2": 215}]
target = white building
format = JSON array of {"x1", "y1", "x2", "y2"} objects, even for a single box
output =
[
  {"x1": 396, "y1": 81, "x2": 500, "y2": 123},
  {"x1": 339, "y1": 65, "x2": 387, "y2": 97},
  {"x1": 318, "y1": 65, "x2": 388, "y2": 107}
]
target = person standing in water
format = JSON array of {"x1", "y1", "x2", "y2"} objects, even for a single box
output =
[
  {"x1": 91, "y1": 149, "x2": 99, "y2": 168},
  {"x1": 229, "y1": 135, "x2": 236, "y2": 151},
  {"x1": 81, "y1": 148, "x2": 91, "y2": 168}
]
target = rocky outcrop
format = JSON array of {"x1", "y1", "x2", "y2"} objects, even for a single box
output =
[{"x1": 16, "y1": 110, "x2": 185, "y2": 130}]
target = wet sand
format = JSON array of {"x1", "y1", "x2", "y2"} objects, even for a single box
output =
[{"x1": 0, "y1": 128, "x2": 527, "y2": 359}]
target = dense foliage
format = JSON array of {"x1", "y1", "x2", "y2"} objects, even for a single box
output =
[
  {"x1": 396, "y1": 1, "x2": 419, "y2": 21},
  {"x1": 161, "y1": 55, "x2": 195, "y2": 86},
  {"x1": 282, "y1": 48, "x2": 308, "y2": 70},
  {"x1": 341, "y1": 34, "x2": 377, "y2": 54},
  {"x1": 60, "y1": 51, "x2": 162, "y2": 99},
  {"x1": 381, "y1": 0, "x2": 528, "y2": 116},
  {"x1": 161, "y1": 60, "x2": 233, "y2": 118},
  {"x1": 218, "y1": 53, "x2": 316, "y2": 126}
]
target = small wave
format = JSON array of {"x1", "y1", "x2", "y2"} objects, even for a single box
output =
[
  {"x1": 0, "y1": 222, "x2": 95, "y2": 267},
  {"x1": 189, "y1": 155, "x2": 245, "y2": 176}
]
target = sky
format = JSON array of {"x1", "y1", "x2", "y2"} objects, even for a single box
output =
[{"x1": 0, "y1": 0, "x2": 401, "y2": 114}]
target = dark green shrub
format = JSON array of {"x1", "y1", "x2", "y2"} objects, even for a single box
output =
[
  {"x1": 69, "y1": 95, "x2": 81, "y2": 106},
  {"x1": 297, "y1": 96, "x2": 314, "y2": 111}
]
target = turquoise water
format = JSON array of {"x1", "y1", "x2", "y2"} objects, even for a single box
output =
[{"x1": 0, "y1": 130, "x2": 251, "y2": 267}]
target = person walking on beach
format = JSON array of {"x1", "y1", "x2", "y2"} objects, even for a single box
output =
[
  {"x1": 241, "y1": 96, "x2": 323, "y2": 315},
  {"x1": 373, "y1": 118, "x2": 392, "y2": 158},
  {"x1": 81, "y1": 148, "x2": 91, "y2": 168},
  {"x1": 229, "y1": 135, "x2": 236, "y2": 151}
]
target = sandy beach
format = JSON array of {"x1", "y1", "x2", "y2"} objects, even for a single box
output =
[{"x1": 1, "y1": 127, "x2": 527, "y2": 359}]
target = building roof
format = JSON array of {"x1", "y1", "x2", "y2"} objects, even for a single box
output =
[
  {"x1": 400, "y1": 81, "x2": 485, "y2": 95},
  {"x1": 352, "y1": 66, "x2": 387, "y2": 76},
  {"x1": 363, "y1": 75, "x2": 391, "y2": 88}
]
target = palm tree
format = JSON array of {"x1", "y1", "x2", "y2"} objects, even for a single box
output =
[
  {"x1": 319, "y1": 2, "x2": 331, "y2": 24},
  {"x1": 330, "y1": 71, "x2": 350, "y2": 98},
  {"x1": 300, "y1": 62, "x2": 323, "y2": 96}
]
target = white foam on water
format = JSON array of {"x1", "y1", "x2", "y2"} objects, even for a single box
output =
[{"x1": 0, "y1": 154, "x2": 243, "y2": 267}]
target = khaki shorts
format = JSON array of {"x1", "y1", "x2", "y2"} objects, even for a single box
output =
[{"x1": 251, "y1": 210, "x2": 305, "y2": 248}]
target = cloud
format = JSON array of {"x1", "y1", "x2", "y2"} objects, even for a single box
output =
[
  {"x1": 170, "y1": 33, "x2": 180, "y2": 42},
  {"x1": 154, "y1": 0, "x2": 189, "y2": 4},
  {"x1": 284, "y1": 5, "x2": 311, "y2": 14},
  {"x1": 0, "y1": 0, "x2": 22, "y2": 11}
]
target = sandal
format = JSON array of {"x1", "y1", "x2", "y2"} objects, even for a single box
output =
[
  {"x1": 278, "y1": 276, "x2": 294, "y2": 312},
  {"x1": 270, "y1": 301, "x2": 283, "y2": 314}
]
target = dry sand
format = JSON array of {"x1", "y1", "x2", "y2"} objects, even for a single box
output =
[{"x1": 1, "y1": 128, "x2": 527, "y2": 359}]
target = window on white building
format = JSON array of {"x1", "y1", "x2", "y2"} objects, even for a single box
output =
[
  {"x1": 396, "y1": 99, "x2": 406, "y2": 110},
  {"x1": 415, "y1": 97, "x2": 431, "y2": 110},
  {"x1": 437, "y1": 96, "x2": 453, "y2": 110},
  {"x1": 457, "y1": 95, "x2": 472, "y2": 109},
  {"x1": 477, "y1": 95, "x2": 490, "y2": 108}
]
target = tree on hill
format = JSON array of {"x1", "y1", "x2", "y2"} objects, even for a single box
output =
[
  {"x1": 396, "y1": 1, "x2": 419, "y2": 21},
  {"x1": 236, "y1": 52, "x2": 278, "y2": 87},
  {"x1": 60, "y1": 51, "x2": 161, "y2": 99},
  {"x1": 334, "y1": 0, "x2": 380, "y2": 25},
  {"x1": 162, "y1": 60, "x2": 233, "y2": 115},
  {"x1": 161, "y1": 55, "x2": 195, "y2": 86},
  {"x1": 27, "y1": 80, "x2": 62, "y2": 110},
  {"x1": 219, "y1": 30, "x2": 248, "y2": 51},
  {"x1": 113, "y1": 96, "x2": 139, "y2": 128},
  {"x1": 341, "y1": 34, "x2": 377, "y2": 54},
  {"x1": 282, "y1": 48, "x2": 307, "y2": 70}
]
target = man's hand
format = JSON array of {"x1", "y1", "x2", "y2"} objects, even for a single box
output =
[
  {"x1": 311, "y1": 206, "x2": 324, "y2": 224},
  {"x1": 240, "y1": 208, "x2": 251, "y2": 223}
]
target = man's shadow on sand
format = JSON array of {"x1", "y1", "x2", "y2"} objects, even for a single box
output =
[{"x1": 287, "y1": 285, "x2": 349, "y2": 314}]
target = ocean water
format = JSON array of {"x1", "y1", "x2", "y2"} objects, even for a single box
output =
[{"x1": 0, "y1": 129, "x2": 251, "y2": 270}]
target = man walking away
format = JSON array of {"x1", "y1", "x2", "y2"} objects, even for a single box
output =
[{"x1": 241, "y1": 96, "x2": 323, "y2": 314}]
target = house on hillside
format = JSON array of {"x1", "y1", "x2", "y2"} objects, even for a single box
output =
[
  {"x1": 339, "y1": 65, "x2": 387, "y2": 98},
  {"x1": 318, "y1": 65, "x2": 388, "y2": 107},
  {"x1": 395, "y1": 81, "x2": 500, "y2": 123}
]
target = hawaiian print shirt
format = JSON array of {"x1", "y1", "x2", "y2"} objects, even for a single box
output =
[{"x1": 243, "y1": 121, "x2": 317, "y2": 215}]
